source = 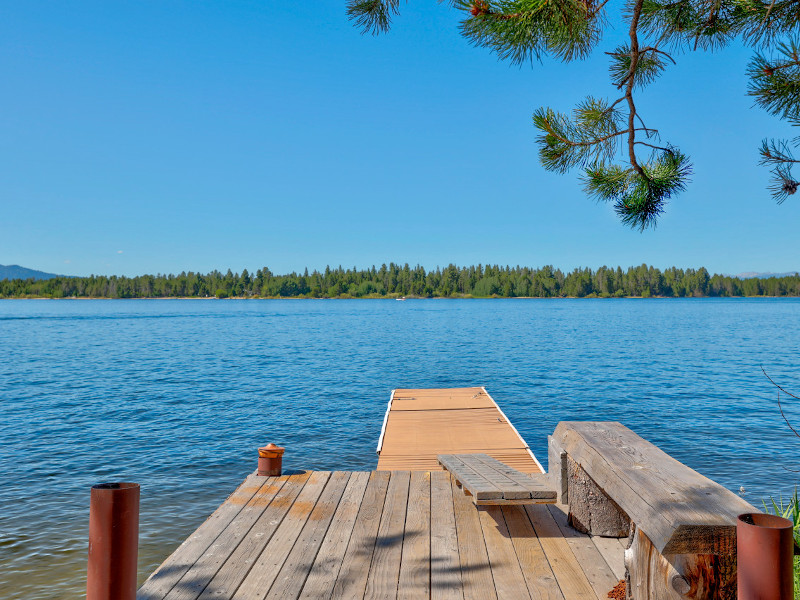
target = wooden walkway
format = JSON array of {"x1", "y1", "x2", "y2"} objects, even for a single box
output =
[
  {"x1": 137, "y1": 470, "x2": 625, "y2": 600},
  {"x1": 376, "y1": 388, "x2": 542, "y2": 473}
]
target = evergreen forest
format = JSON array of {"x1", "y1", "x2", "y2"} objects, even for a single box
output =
[{"x1": 2, "y1": 264, "x2": 799, "y2": 299}]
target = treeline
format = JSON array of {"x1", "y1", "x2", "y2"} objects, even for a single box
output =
[{"x1": 2, "y1": 264, "x2": 799, "y2": 299}]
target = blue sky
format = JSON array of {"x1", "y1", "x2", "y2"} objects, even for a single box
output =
[{"x1": 1, "y1": 1, "x2": 797, "y2": 277}]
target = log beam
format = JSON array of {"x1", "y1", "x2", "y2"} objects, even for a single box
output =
[{"x1": 625, "y1": 524, "x2": 736, "y2": 600}]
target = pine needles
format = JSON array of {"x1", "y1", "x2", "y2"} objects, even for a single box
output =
[{"x1": 346, "y1": 0, "x2": 800, "y2": 224}]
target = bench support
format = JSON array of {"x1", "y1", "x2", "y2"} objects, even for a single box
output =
[
  {"x1": 626, "y1": 525, "x2": 737, "y2": 600},
  {"x1": 547, "y1": 435, "x2": 569, "y2": 504},
  {"x1": 567, "y1": 456, "x2": 631, "y2": 537}
]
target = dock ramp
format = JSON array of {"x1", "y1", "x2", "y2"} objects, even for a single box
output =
[{"x1": 375, "y1": 386, "x2": 543, "y2": 473}]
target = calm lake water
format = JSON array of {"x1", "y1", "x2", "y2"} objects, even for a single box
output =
[{"x1": 2, "y1": 298, "x2": 799, "y2": 599}]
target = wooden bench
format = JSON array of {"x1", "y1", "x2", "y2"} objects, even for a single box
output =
[
  {"x1": 550, "y1": 421, "x2": 756, "y2": 599},
  {"x1": 437, "y1": 453, "x2": 556, "y2": 505}
]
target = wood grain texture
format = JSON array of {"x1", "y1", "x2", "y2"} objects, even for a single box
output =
[
  {"x1": 378, "y1": 450, "x2": 539, "y2": 473},
  {"x1": 232, "y1": 471, "x2": 332, "y2": 600},
  {"x1": 477, "y1": 506, "x2": 532, "y2": 600},
  {"x1": 590, "y1": 536, "x2": 626, "y2": 582},
  {"x1": 391, "y1": 388, "x2": 494, "y2": 411},
  {"x1": 331, "y1": 470, "x2": 391, "y2": 600},
  {"x1": 137, "y1": 474, "x2": 267, "y2": 600},
  {"x1": 364, "y1": 470, "x2": 411, "y2": 600},
  {"x1": 626, "y1": 525, "x2": 736, "y2": 600},
  {"x1": 502, "y1": 505, "x2": 565, "y2": 600},
  {"x1": 473, "y1": 455, "x2": 555, "y2": 499},
  {"x1": 377, "y1": 388, "x2": 541, "y2": 473},
  {"x1": 141, "y1": 468, "x2": 642, "y2": 600},
  {"x1": 525, "y1": 504, "x2": 598, "y2": 600},
  {"x1": 266, "y1": 472, "x2": 352, "y2": 600},
  {"x1": 438, "y1": 455, "x2": 503, "y2": 500},
  {"x1": 398, "y1": 471, "x2": 431, "y2": 600},
  {"x1": 451, "y1": 476, "x2": 497, "y2": 600},
  {"x1": 447, "y1": 454, "x2": 531, "y2": 499},
  {"x1": 195, "y1": 473, "x2": 310, "y2": 600},
  {"x1": 164, "y1": 475, "x2": 295, "y2": 600},
  {"x1": 430, "y1": 471, "x2": 463, "y2": 600},
  {"x1": 553, "y1": 421, "x2": 755, "y2": 554},
  {"x1": 297, "y1": 471, "x2": 370, "y2": 600},
  {"x1": 546, "y1": 504, "x2": 620, "y2": 600}
]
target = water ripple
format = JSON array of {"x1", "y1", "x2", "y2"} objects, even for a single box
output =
[{"x1": 1, "y1": 298, "x2": 799, "y2": 599}]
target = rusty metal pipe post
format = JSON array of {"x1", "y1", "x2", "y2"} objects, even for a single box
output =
[
  {"x1": 258, "y1": 443, "x2": 285, "y2": 476},
  {"x1": 737, "y1": 512, "x2": 795, "y2": 600},
  {"x1": 87, "y1": 482, "x2": 140, "y2": 600}
]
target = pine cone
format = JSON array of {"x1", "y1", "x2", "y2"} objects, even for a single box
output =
[{"x1": 470, "y1": 1, "x2": 491, "y2": 17}]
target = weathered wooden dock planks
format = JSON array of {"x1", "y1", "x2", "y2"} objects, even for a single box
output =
[
  {"x1": 376, "y1": 387, "x2": 543, "y2": 473},
  {"x1": 138, "y1": 390, "x2": 628, "y2": 599},
  {"x1": 438, "y1": 453, "x2": 556, "y2": 505},
  {"x1": 138, "y1": 470, "x2": 623, "y2": 600}
]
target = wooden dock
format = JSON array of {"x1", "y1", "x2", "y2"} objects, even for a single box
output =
[
  {"x1": 137, "y1": 470, "x2": 625, "y2": 600},
  {"x1": 376, "y1": 387, "x2": 542, "y2": 473},
  {"x1": 137, "y1": 387, "x2": 754, "y2": 600}
]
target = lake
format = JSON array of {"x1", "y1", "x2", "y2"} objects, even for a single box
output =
[{"x1": 1, "y1": 298, "x2": 799, "y2": 599}]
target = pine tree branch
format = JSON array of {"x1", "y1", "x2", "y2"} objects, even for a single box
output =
[
  {"x1": 627, "y1": 0, "x2": 649, "y2": 182},
  {"x1": 640, "y1": 46, "x2": 677, "y2": 63},
  {"x1": 591, "y1": 0, "x2": 612, "y2": 17},
  {"x1": 761, "y1": 366, "x2": 800, "y2": 442},
  {"x1": 635, "y1": 113, "x2": 659, "y2": 136},
  {"x1": 547, "y1": 128, "x2": 629, "y2": 147},
  {"x1": 694, "y1": 0, "x2": 722, "y2": 51},
  {"x1": 635, "y1": 141, "x2": 674, "y2": 152}
]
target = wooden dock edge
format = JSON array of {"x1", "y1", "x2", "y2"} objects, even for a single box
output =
[
  {"x1": 375, "y1": 388, "x2": 395, "y2": 454},
  {"x1": 480, "y1": 386, "x2": 545, "y2": 473}
]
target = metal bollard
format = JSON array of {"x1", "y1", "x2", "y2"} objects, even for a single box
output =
[
  {"x1": 258, "y1": 443, "x2": 285, "y2": 476},
  {"x1": 737, "y1": 512, "x2": 794, "y2": 600},
  {"x1": 87, "y1": 482, "x2": 140, "y2": 600}
]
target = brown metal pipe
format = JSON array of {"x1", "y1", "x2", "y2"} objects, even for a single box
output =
[
  {"x1": 258, "y1": 443, "x2": 285, "y2": 476},
  {"x1": 87, "y1": 482, "x2": 140, "y2": 600},
  {"x1": 737, "y1": 512, "x2": 795, "y2": 600}
]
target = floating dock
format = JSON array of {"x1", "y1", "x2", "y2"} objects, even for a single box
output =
[
  {"x1": 137, "y1": 388, "x2": 624, "y2": 600},
  {"x1": 376, "y1": 387, "x2": 542, "y2": 473}
]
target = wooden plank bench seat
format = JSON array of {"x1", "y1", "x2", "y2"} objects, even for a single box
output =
[{"x1": 437, "y1": 453, "x2": 556, "y2": 506}]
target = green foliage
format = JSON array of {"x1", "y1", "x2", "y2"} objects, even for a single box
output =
[
  {"x1": 764, "y1": 488, "x2": 800, "y2": 599},
  {"x1": 764, "y1": 488, "x2": 800, "y2": 540},
  {"x1": 607, "y1": 46, "x2": 668, "y2": 89},
  {"x1": 748, "y1": 39, "x2": 800, "y2": 120},
  {"x1": 534, "y1": 97, "x2": 625, "y2": 173},
  {"x1": 346, "y1": 0, "x2": 400, "y2": 34},
  {"x1": 2, "y1": 263, "x2": 800, "y2": 299},
  {"x1": 747, "y1": 39, "x2": 800, "y2": 202},
  {"x1": 347, "y1": 0, "x2": 800, "y2": 224},
  {"x1": 455, "y1": 0, "x2": 602, "y2": 64},
  {"x1": 473, "y1": 276, "x2": 501, "y2": 296},
  {"x1": 584, "y1": 149, "x2": 691, "y2": 230}
]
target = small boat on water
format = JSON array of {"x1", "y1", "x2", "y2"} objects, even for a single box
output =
[{"x1": 396, "y1": 296, "x2": 406, "y2": 301}]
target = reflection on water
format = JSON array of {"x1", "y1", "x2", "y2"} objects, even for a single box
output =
[{"x1": 1, "y1": 298, "x2": 799, "y2": 599}]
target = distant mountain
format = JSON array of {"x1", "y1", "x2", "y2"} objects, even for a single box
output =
[
  {"x1": 0, "y1": 264, "x2": 63, "y2": 281},
  {"x1": 737, "y1": 271, "x2": 799, "y2": 279}
]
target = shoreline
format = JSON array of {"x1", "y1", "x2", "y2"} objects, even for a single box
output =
[{"x1": 2, "y1": 295, "x2": 796, "y2": 301}]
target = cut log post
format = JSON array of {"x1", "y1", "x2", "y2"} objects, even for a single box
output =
[
  {"x1": 567, "y1": 456, "x2": 631, "y2": 537},
  {"x1": 625, "y1": 524, "x2": 737, "y2": 600}
]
